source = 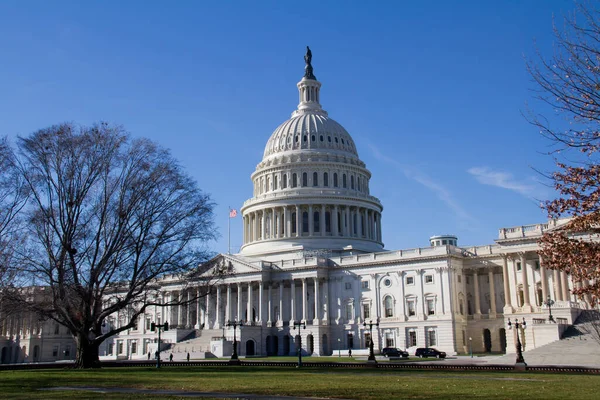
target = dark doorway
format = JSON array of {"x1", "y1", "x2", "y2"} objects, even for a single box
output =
[
  {"x1": 322, "y1": 334, "x2": 328, "y2": 355},
  {"x1": 273, "y1": 336, "x2": 279, "y2": 356},
  {"x1": 347, "y1": 333, "x2": 354, "y2": 349},
  {"x1": 283, "y1": 335, "x2": 290, "y2": 355},
  {"x1": 307, "y1": 334, "x2": 314, "y2": 354},
  {"x1": 245, "y1": 340, "x2": 255, "y2": 356},
  {"x1": 33, "y1": 345, "x2": 40, "y2": 362},
  {"x1": 483, "y1": 329, "x2": 492, "y2": 352},
  {"x1": 499, "y1": 328, "x2": 507, "y2": 353},
  {"x1": 266, "y1": 336, "x2": 273, "y2": 356}
]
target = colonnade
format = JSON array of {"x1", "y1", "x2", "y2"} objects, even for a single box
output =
[
  {"x1": 243, "y1": 204, "x2": 381, "y2": 244},
  {"x1": 163, "y1": 277, "x2": 330, "y2": 330},
  {"x1": 500, "y1": 252, "x2": 573, "y2": 313}
]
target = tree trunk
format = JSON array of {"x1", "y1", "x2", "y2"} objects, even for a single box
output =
[{"x1": 75, "y1": 333, "x2": 101, "y2": 368}]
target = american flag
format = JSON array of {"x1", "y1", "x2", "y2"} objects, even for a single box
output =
[{"x1": 229, "y1": 209, "x2": 238, "y2": 218}]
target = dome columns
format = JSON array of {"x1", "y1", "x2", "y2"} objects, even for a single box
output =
[{"x1": 241, "y1": 203, "x2": 383, "y2": 250}]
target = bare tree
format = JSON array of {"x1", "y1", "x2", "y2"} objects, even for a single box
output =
[
  {"x1": 5, "y1": 123, "x2": 220, "y2": 368},
  {"x1": 0, "y1": 136, "x2": 29, "y2": 288},
  {"x1": 528, "y1": 2, "x2": 600, "y2": 305}
]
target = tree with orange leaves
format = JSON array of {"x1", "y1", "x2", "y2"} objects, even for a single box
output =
[{"x1": 529, "y1": 3, "x2": 600, "y2": 306}]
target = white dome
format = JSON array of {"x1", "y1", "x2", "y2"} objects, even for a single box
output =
[{"x1": 263, "y1": 113, "x2": 358, "y2": 160}]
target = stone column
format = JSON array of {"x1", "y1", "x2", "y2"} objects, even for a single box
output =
[
  {"x1": 247, "y1": 282, "x2": 253, "y2": 322},
  {"x1": 320, "y1": 205, "x2": 326, "y2": 236},
  {"x1": 502, "y1": 255, "x2": 513, "y2": 312},
  {"x1": 323, "y1": 278, "x2": 329, "y2": 321},
  {"x1": 308, "y1": 205, "x2": 314, "y2": 236},
  {"x1": 520, "y1": 253, "x2": 532, "y2": 311},
  {"x1": 177, "y1": 291, "x2": 183, "y2": 328},
  {"x1": 345, "y1": 207, "x2": 350, "y2": 237},
  {"x1": 279, "y1": 282, "x2": 284, "y2": 323},
  {"x1": 554, "y1": 269, "x2": 563, "y2": 301},
  {"x1": 259, "y1": 281, "x2": 264, "y2": 323},
  {"x1": 295, "y1": 206, "x2": 300, "y2": 237},
  {"x1": 285, "y1": 207, "x2": 291, "y2": 238},
  {"x1": 397, "y1": 272, "x2": 406, "y2": 318},
  {"x1": 539, "y1": 256, "x2": 549, "y2": 302},
  {"x1": 225, "y1": 285, "x2": 231, "y2": 323},
  {"x1": 488, "y1": 270, "x2": 497, "y2": 316},
  {"x1": 267, "y1": 282, "x2": 273, "y2": 326},
  {"x1": 290, "y1": 280, "x2": 296, "y2": 322},
  {"x1": 302, "y1": 278, "x2": 307, "y2": 321},
  {"x1": 215, "y1": 285, "x2": 221, "y2": 328},
  {"x1": 314, "y1": 277, "x2": 320, "y2": 324},
  {"x1": 561, "y1": 271, "x2": 570, "y2": 302},
  {"x1": 473, "y1": 271, "x2": 482, "y2": 318},
  {"x1": 357, "y1": 207, "x2": 362, "y2": 237},
  {"x1": 237, "y1": 283, "x2": 242, "y2": 321},
  {"x1": 261, "y1": 211, "x2": 266, "y2": 240},
  {"x1": 205, "y1": 289, "x2": 211, "y2": 328},
  {"x1": 333, "y1": 205, "x2": 339, "y2": 236},
  {"x1": 186, "y1": 291, "x2": 191, "y2": 328}
]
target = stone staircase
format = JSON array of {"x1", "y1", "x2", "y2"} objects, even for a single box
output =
[
  {"x1": 487, "y1": 310, "x2": 600, "y2": 367},
  {"x1": 159, "y1": 329, "x2": 223, "y2": 360}
]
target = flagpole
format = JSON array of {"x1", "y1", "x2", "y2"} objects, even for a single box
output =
[{"x1": 228, "y1": 206, "x2": 231, "y2": 255}]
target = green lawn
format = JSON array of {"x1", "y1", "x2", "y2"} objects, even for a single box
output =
[{"x1": 1, "y1": 366, "x2": 599, "y2": 400}]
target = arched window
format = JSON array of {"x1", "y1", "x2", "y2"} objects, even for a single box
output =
[
  {"x1": 292, "y1": 173, "x2": 297, "y2": 188},
  {"x1": 338, "y1": 212, "x2": 342, "y2": 234},
  {"x1": 302, "y1": 212, "x2": 309, "y2": 233},
  {"x1": 324, "y1": 172, "x2": 329, "y2": 187},
  {"x1": 353, "y1": 214, "x2": 357, "y2": 235},
  {"x1": 291, "y1": 212, "x2": 297, "y2": 234},
  {"x1": 333, "y1": 173, "x2": 338, "y2": 187},
  {"x1": 266, "y1": 177, "x2": 271, "y2": 191},
  {"x1": 343, "y1": 174, "x2": 347, "y2": 188},
  {"x1": 274, "y1": 175, "x2": 278, "y2": 190},
  {"x1": 384, "y1": 296, "x2": 394, "y2": 317},
  {"x1": 313, "y1": 172, "x2": 318, "y2": 187},
  {"x1": 361, "y1": 215, "x2": 365, "y2": 236},
  {"x1": 314, "y1": 211, "x2": 320, "y2": 232},
  {"x1": 357, "y1": 177, "x2": 361, "y2": 191},
  {"x1": 302, "y1": 172, "x2": 308, "y2": 187},
  {"x1": 325, "y1": 211, "x2": 331, "y2": 233},
  {"x1": 282, "y1": 174, "x2": 287, "y2": 189},
  {"x1": 350, "y1": 175, "x2": 355, "y2": 190}
]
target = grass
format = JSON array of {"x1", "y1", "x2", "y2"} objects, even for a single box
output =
[{"x1": 1, "y1": 365, "x2": 600, "y2": 400}]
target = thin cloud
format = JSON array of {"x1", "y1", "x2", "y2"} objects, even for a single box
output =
[
  {"x1": 368, "y1": 144, "x2": 476, "y2": 227},
  {"x1": 467, "y1": 167, "x2": 537, "y2": 198}
]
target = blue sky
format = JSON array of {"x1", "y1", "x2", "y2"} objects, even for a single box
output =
[{"x1": 0, "y1": 0, "x2": 575, "y2": 254}]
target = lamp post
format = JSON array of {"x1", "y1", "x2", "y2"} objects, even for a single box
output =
[
  {"x1": 293, "y1": 321, "x2": 306, "y2": 367},
  {"x1": 337, "y1": 338, "x2": 341, "y2": 358},
  {"x1": 507, "y1": 318, "x2": 527, "y2": 367},
  {"x1": 226, "y1": 320, "x2": 243, "y2": 364},
  {"x1": 150, "y1": 321, "x2": 169, "y2": 369},
  {"x1": 363, "y1": 319, "x2": 379, "y2": 363},
  {"x1": 544, "y1": 295, "x2": 555, "y2": 323},
  {"x1": 469, "y1": 337, "x2": 473, "y2": 358}
]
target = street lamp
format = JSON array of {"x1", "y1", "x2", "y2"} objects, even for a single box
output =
[
  {"x1": 507, "y1": 318, "x2": 527, "y2": 367},
  {"x1": 469, "y1": 337, "x2": 473, "y2": 358},
  {"x1": 363, "y1": 319, "x2": 379, "y2": 363},
  {"x1": 293, "y1": 321, "x2": 306, "y2": 367},
  {"x1": 226, "y1": 320, "x2": 243, "y2": 364},
  {"x1": 337, "y1": 338, "x2": 341, "y2": 358},
  {"x1": 150, "y1": 321, "x2": 169, "y2": 368},
  {"x1": 544, "y1": 295, "x2": 555, "y2": 323}
]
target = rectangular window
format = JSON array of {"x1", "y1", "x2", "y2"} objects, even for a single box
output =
[
  {"x1": 108, "y1": 343, "x2": 114, "y2": 356},
  {"x1": 457, "y1": 275, "x2": 461, "y2": 283},
  {"x1": 408, "y1": 331, "x2": 417, "y2": 347},
  {"x1": 425, "y1": 275, "x2": 433, "y2": 284},
  {"x1": 118, "y1": 341, "x2": 124, "y2": 354},
  {"x1": 146, "y1": 317, "x2": 152, "y2": 330},
  {"x1": 427, "y1": 299, "x2": 435, "y2": 315},
  {"x1": 407, "y1": 300, "x2": 416, "y2": 316},
  {"x1": 361, "y1": 281, "x2": 369, "y2": 289},
  {"x1": 362, "y1": 303, "x2": 370, "y2": 320},
  {"x1": 428, "y1": 330, "x2": 437, "y2": 346},
  {"x1": 535, "y1": 261, "x2": 540, "y2": 270},
  {"x1": 64, "y1": 345, "x2": 71, "y2": 358},
  {"x1": 52, "y1": 346, "x2": 59, "y2": 357},
  {"x1": 345, "y1": 304, "x2": 353, "y2": 320},
  {"x1": 386, "y1": 337, "x2": 394, "y2": 347},
  {"x1": 466, "y1": 276, "x2": 470, "y2": 284},
  {"x1": 345, "y1": 282, "x2": 352, "y2": 290},
  {"x1": 131, "y1": 341, "x2": 137, "y2": 354},
  {"x1": 406, "y1": 276, "x2": 414, "y2": 285},
  {"x1": 516, "y1": 262, "x2": 522, "y2": 271},
  {"x1": 54, "y1": 324, "x2": 60, "y2": 335}
]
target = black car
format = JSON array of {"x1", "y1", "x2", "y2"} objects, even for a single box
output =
[
  {"x1": 381, "y1": 347, "x2": 409, "y2": 358},
  {"x1": 414, "y1": 347, "x2": 446, "y2": 358}
]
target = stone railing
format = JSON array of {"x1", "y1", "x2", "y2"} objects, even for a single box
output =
[{"x1": 241, "y1": 188, "x2": 382, "y2": 208}]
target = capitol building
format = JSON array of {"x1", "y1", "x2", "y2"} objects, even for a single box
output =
[{"x1": 0, "y1": 51, "x2": 591, "y2": 364}]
